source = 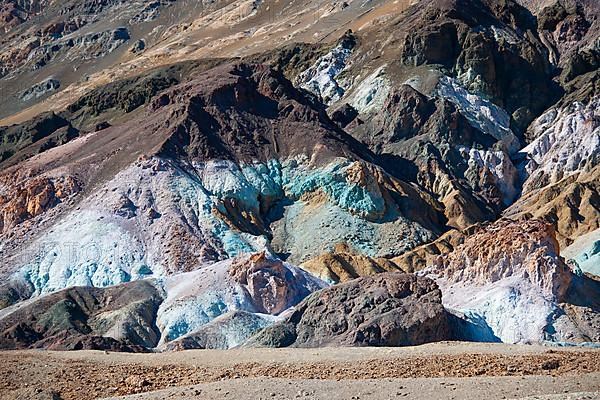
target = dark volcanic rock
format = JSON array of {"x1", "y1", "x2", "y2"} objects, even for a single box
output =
[
  {"x1": 66, "y1": 60, "x2": 226, "y2": 124},
  {"x1": 247, "y1": 273, "x2": 453, "y2": 347},
  {"x1": 400, "y1": 0, "x2": 559, "y2": 134},
  {"x1": 367, "y1": 85, "x2": 437, "y2": 143},
  {"x1": 0, "y1": 111, "x2": 79, "y2": 166},
  {"x1": 351, "y1": 84, "x2": 506, "y2": 228},
  {"x1": 151, "y1": 62, "x2": 372, "y2": 164},
  {"x1": 330, "y1": 103, "x2": 359, "y2": 129}
]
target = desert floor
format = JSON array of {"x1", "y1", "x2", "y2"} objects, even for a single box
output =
[{"x1": 1, "y1": 342, "x2": 599, "y2": 400}]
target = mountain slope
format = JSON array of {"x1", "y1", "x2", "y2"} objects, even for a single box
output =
[{"x1": 0, "y1": 0, "x2": 598, "y2": 351}]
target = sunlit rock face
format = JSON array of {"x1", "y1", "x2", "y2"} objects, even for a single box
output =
[
  {"x1": 519, "y1": 96, "x2": 600, "y2": 194},
  {"x1": 0, "y1": 252, "x2": 326, "y2": 351},
  {"x1": 246, "y1": 272, "x2": 454, "y2": 348},
  {"x1": 155, "y1": 252, "x2": 326, "y2": 346},
  {"x1": 299, "y1": 243, "x2": 402, "y2": 285},
  {"x1": 1, "y1": 0, "x2": 600, "y2": 352},
  {"x1": 424, "y1": 218, "x2": 599, "y2": 344},
  {"x1": 0, "y1": 62, "x2": 445, "y2": 306},
  {"x1": 296, "y1": 34, "x2": 355, "y2": 105},
  {"x1": 10, "y1": 154, "x2": 439, "y2": 298}
]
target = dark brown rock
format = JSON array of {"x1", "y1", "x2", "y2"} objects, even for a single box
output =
[
  {"x1": 151, "y1": 62, "x2": 372, "y2": 165},
  {"x1": 247, "y1": 273, "x2": 453, "y2": 347}
]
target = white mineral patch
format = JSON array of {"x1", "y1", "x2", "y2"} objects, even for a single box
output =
[
  {"x1": 434, "y1": 275, "x2": 560, "y2": 343},
  {"x1": 459, "y1": 146, "x2": 519, "y2": 205},
  {"x1": 519, "y1": 96, "x2": 600, "y2": 194},
  {"x1": 347, "y1": 66, "x2": 391, "y2": 115},
  {"x1": 490, "y1": 25, "x2": 520, "y2": 45},
  {"x1": 155, "y1": 255, "x2": 325, "y2": 345},
  {"x1": 436, "y1": 75, "x2": 520, "y2": 153},
  {"x1": 19, "y1": 210, "x2": 147, "y2": 296},
  {"x1": 563, "y1": 228, "x2": 600, "y2": 277},
  {"x1": 297, "y1": 42, "x2": 352, "y2": 105}
]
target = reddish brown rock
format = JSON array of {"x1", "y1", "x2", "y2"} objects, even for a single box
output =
[
  {"x1": 0, "y1": 174, "x2": 80, "y2": 233},
  {"x1": 229, "y1": 252, "x2": 308, "y2": 315}
]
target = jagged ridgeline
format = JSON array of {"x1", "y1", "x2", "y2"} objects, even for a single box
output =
[{"x1": 0, "y1": 0, "x2": 598, "y2": 351}]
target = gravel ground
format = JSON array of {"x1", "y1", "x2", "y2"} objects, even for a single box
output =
[
  {"x1": 106, "y1": 376, "x2": 600, "y2": 400},
  {"x1": 1, "y1": 342, "x2": 599, "y2": 400}
]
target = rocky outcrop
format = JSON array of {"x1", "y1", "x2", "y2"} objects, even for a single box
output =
[
  {"x1": 156, "y1": 252, "x2": 326, "y2": 346},
  {"x1": 0, "y1": 112, "x2": 79, "y2": 166},
  {"x1": 228, "y1": 252, "x2": 319, "y2": 315},
  {"x1": 430, "y1": 219, "x2": 571, "y2": 297},
  {"x1": 392, "y1": 228, "x2": 469, "y2": 272},
  {"x1": 163, "y1": 311, "x2": 272, "y2": 351},
  {"x1": 519, "y1": 96, "x2": 599, "y2": 194},
  {"x1": 505, "y1": 162, "x2": 600, "y2": 249},
  {"x1": 351, "y1": 81, "x2": 518, "y2": 229},
  {"x1": 0, "y1": 173, "x2": 80, "y2": 233},
  {"x1": 0, "y1": 280, "x2": 162, "y2": 351},
  {"x1": 299, "y1": 243, "x2": 401, "y2": 284},
  {"x1": 150, "y1": 62, "x2": 370, "y2": 164},
  {"x1": 247, "y1": 273, "x2": 453, "y2": 347},
  {"x1": 296, "y1": 32, "x2": 356, "y2": 105},
  {"x1": 425, "y1": 218, "x2": 600, "y2": 343},
  {"x1": 20, "y1": 78, "x2": 60, "y2": 102},
  {"x1": 398, "y1": 0, "x2": 559, "y2": 134}
]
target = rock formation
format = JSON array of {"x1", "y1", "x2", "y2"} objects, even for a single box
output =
[
  {"x1": 247, "y1": 273, "x2": 453, "y2": 347},
  {"x1": 300, "y1": 243, "x2": 401, "y2": 284},
  {"x1": 0, "y1": 0, "x2": 598, "y2": 351},
  {"x1": 0, "y1": 252, "x2": 325, "y2": 351},
  {"x1": 424, "y1": 218, "x2": 600, "y2": 343}
]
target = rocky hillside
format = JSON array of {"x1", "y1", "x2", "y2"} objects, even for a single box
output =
[{"x1": 0, "y1": 0, "x2": 598, "y2": 351}]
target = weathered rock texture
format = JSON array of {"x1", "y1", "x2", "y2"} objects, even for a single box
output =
[
  {"x1": 0, "y1": 280, "x2": 162, "y2": 351},
  {"x1": 299, "y1": 243, "x2": 402, "y2": 284},
  {"x1": 431, "y1": 219, "x2": 572, "y2": 298},
  {"x1": 0, "y1": 252, "x2": 325, "y2": 351},
  {"x1": 425, "y1": 218, "x2": 600, "y2": 343},
  {"x1": 247, "y1": 273, "x2": 453, "y2": 347},
  {"x1": 0, "y1": 0, "x2": 599, "y2": 351}
]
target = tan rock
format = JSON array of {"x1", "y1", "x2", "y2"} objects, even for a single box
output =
[
  {"x1": 392, "y1": 228, "x2": 469, "y2": 272},
  {"x1": 300, "y1": 243, "x2": 401, "y2": 284},
  {"x1": 504, "y1": 164, "x2": 600, "y2": 248}
]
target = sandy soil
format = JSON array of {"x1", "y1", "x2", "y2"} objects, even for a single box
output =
[{"x1": 1, "y1": 342, "x2": 599, "y2": 400}]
